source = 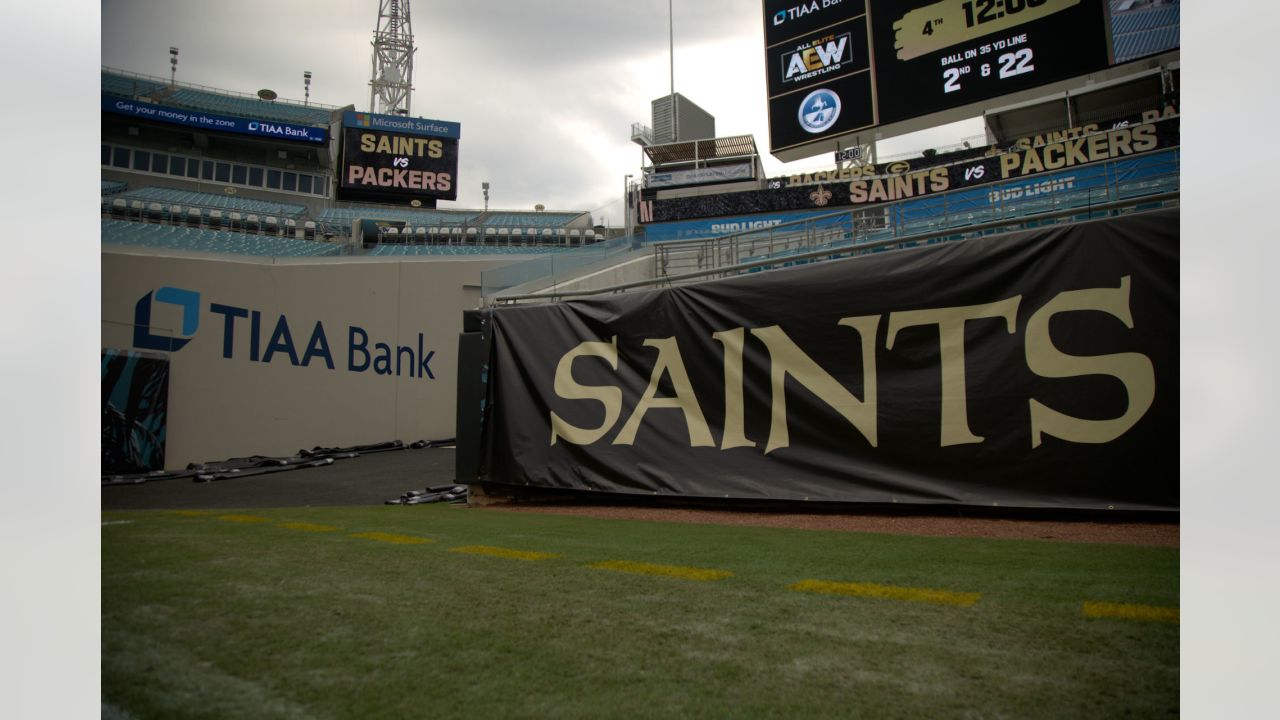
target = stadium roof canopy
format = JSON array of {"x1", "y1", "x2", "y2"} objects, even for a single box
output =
[{"x1": 643, "y1": 134, "x2": 758, "y2": 168}]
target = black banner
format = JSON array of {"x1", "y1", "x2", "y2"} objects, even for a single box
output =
[
  {"x1": 102, "y1": 349, "x2": 170, "y2": 474},
  {"x1": 338, "y1": 126, "x2": 459, "y2": 203},
  {"x1": 478, "y1": 210, "x2": 1178, "y2": 511},
  {"x1": 649, "y1": 117, "x2": 1178, "y2": 224}
]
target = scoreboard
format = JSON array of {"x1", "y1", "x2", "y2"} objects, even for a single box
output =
[
  {"x1": 337, "y1": 111, "x2": 460, "y2": 203},
  {"x1": 763, "y1": 0, "x2": 1150, "y2": 159}
]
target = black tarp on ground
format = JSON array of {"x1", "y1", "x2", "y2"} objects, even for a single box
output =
[{"x1": 477, "y1": 209, "x2": 1178, "y2": 511}]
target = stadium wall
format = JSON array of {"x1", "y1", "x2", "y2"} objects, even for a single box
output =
[{"x1": 102, "y1": 251, "x2": 508, "y2": 468}]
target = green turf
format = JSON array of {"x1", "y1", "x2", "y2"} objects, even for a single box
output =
[{"x1": 102, "y1": 506, "x2": 1178, "y2": 718}]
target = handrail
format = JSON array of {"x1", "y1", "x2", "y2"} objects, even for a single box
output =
[{"x1": 490, "y1": 192, "x2": 1177, "y2": 305}]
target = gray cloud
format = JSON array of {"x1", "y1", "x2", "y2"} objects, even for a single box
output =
[{"x1": 101, "y1": 0, "x2": 973, "y2": 216}]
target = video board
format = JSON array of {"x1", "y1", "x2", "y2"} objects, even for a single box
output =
[
  {"x1": 764, "y1": 0, "x2": 1178, "y2": 159},
  {"x1": 338, "y1": 111, "x2": 460, "y2": 203}
]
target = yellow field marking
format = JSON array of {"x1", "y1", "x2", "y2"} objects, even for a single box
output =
[
  {"x1": 449, "y1": 545, "x2": 559, "y2": 561},
  {"x1": 216, "y1": 514, "x2": 272, "y2": 524},
  {"x1": 790, "y1": 579, "x2": 981, "y2": 607},
  {"x1": 587, "y1": 560, "x2": 733, "y2": 582},
  {"x1": 1082, "y1": 601, "x2": 1179, "y2": 624},
  {"x1": 349, "y1": 531, "x2": 436, "y2": 545},
  {"x1": 277, "y1": 522, "x2": 339, "y2": 533},
  {"x1": 168, "y1": 510, "x2": 215, "y2": 517}
]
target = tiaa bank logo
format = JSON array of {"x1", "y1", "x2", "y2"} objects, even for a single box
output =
[
  {"x1": 134, "y1": 286, "x2": 201, "y2": 352},
  {"x1": 798, "y1": 87, "x2": 840, "y2": 134}
]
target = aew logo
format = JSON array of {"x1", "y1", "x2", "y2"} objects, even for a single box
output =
[
  {"x1": 782, "y1": 33, "x2": 852, "y2": 84},
  {"x1": 134, "y1": 286, "x2": 201, "y2": 352}
]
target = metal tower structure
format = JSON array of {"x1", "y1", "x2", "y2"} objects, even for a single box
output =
[{"x1": 369, "y1": 0, "x2": 416, "y2": 115}]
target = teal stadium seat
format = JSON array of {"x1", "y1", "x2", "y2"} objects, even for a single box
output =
[{"x1": 102, "y1": 219, "x2": 342, "y2": 258}]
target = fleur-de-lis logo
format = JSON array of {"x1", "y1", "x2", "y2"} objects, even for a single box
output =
[{"x1": 810, "y1": 185, "x2": 832, "y2": 206}]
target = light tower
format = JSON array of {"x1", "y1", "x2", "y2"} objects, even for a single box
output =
[{"x1": 369, "y1": 0, "x2": 416, "y2": 115}]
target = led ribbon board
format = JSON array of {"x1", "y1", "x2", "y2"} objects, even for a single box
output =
[{"x1": 102, "y1": 95, "x2": 327, "y2": 145}]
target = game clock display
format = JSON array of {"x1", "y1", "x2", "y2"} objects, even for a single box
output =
[
  {"x1": 870, "y1": 0, "x2": 1111, "y2": 126},
  {"x1": 763, "y1": 1, "x2": 1119, "y2": 156}
]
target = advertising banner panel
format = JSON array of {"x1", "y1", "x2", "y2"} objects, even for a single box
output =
[
  {"x1": 478, "y1": 209, "x2": 1179, "y2": 511},
  {"x1": 647, "y1": 164, "x2": 756, "y2": 189},
  {"x1": 648, "y1": 118, "x2": 1176, "y2": 225},
  {"x1": 102, "y1": 95, "x2": 327, "y2": 144}
]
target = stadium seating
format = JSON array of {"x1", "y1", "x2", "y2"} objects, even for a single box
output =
[
  {"x1": 482, "y1": 212, "x2": 583, "y2": 228},
  {"x1": 101, "y1": 219, "x2": 344, "y2": 257},
  {"x1": 100, "y1": 72, "x2": 167, "y2": 98},
  {"x1": 1111, "y1": 2, "x2": 1180, "y2": 63},
  {"x1": 365, "y1": 244, "x2": 572, "y2": 257},
  {"x1": 155, "y1": 87, "x2": 332, "y2": 127},
  {"x1": 113, "y1": 187, "x2": 307, "y2": 218},
  {"x1": 316, "y1": 206, "x2": 481, "y2": 233},
  {"x1": 102, "y1": 180, "x2": 128, "y2": 196}
]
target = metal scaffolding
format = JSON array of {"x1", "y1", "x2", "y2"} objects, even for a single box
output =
[{"x1": 369, "y1": 0, "x2": 416, "y2": 115}]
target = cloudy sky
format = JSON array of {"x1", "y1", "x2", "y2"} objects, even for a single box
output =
[{"x1": 101, "y1": 0, "x2": 982, "y2": 221}]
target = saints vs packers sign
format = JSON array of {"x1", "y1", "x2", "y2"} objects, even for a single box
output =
[
  {"x1": 476, "y1": 209, "x2": 1179, "y2": 511},
  {"x1": 338, "y1": 111, "x2": 460, "y2": 203}
]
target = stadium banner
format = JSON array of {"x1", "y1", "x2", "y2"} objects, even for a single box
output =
[
  {"x1": 647, "y1": 164, "x2": 756, "y2": 189},
  {"x1": 102, "y1": 349, "x2": 170, "y2": 475},
  {"x1": 647, "y1": 118, "x2": 1178, "y2": 224},
  {"x1": 101, "y1": 95, "x2": 327, "y2": 145},
  {"x1": 338, "y1": 111, "x2": 460, "y2": 203},
  {"x1": 641, "y1": 210, "x2": 840, "y2": 243},
  {"x1": 478, "y1": 209, "x2": 1179, "y2": 511}
]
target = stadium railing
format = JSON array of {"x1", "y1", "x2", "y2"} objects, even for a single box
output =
[
  {"x1": 480, "y1": 212, "x2": 584, "y2": 228},
  {"x1": 648, "y1": 149, "x2": 1179, "y2": 280},
  {"x1": 102, "y1": 69, "x2": 335, "y2": 127},
  {"x1": 316, "y1": 207, "x2": 482, "y2": 236},
  {"x1": 111, "y1": 187, "x2": 307, "y2": 218},
  {"x1": 479, "y1": 234, "x2": 638, "y2": 298},
  {"x1": 490, "y1": 190, "x2": 1177, "y2": 306}
]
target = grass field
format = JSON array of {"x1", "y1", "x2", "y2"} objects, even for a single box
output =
[{"x1": 102, "y1": 505, "x2": 1178, "y2": 718}]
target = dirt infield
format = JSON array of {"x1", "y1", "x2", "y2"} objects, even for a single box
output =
[{"x1": 482, "y1": 504, "x2": 1179, "y2": 548}]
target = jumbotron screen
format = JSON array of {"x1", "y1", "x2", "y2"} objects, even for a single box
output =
[
  {"x1": 763, "y1": 0, "x2": 1176, "y2": 158},
  {"x1": 337, "y1": 111, "x2": 460, "y2": 203}
]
